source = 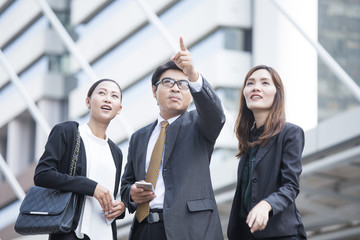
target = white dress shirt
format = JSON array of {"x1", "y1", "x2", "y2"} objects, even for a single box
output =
[{"x1": 75, "y1": 124, "x2": 116, "y2": 239}]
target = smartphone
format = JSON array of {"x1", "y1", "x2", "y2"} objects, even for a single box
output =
[{"x1": 135, "y1": 181, "x2": 154, "y2": 191}]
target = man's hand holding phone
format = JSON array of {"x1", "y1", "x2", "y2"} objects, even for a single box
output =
[
  {"x1": 130, "y1": 181, "x2": 156, "y2": 204},
  {"x1": 135, "y1": 181, "x2": 154, "y2": 191}
]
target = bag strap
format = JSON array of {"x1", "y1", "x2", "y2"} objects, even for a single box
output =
[{"x1": 69, "y1": 129, "x2": 80, "y2": 176}]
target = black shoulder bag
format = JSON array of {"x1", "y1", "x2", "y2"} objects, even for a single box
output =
[{"x1": 14, "y1": 129, "x2": 81, "y2": 235}]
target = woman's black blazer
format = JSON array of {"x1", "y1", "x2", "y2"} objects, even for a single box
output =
[
  {"x1": 227, "y1": 122, "x2": 306, "y2": 239},
  {"x1": 34, "y1": 121, "x2": 124, "y2": 240}
]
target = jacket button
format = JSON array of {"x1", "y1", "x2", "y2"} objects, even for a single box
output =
[
  {"x1": 252, "y1": 198, "x2": 256, "y2": 202},
  {"x1": 252, "y1": 178, "x2": 257, "y2": 183}
]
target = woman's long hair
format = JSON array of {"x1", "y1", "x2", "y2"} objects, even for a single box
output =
[{"x1": 235, "y1": 65, "x2": 286, "y2": 158}]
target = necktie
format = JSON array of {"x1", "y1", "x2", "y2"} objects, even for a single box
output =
[{"x1": 136, "y1": 121, "x2": 169, "y2": 222}]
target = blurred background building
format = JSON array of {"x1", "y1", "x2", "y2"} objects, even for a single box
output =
[{"x1": 0, "y1": 0, "x2": 359, "y2": 239}]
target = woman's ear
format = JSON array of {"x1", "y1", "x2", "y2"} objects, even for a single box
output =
[
  {"x1": 86, "y1": 97, "x2": 91, "y2": 109},
  {"x1": 117, "y1": 105, "x2": 123, "y2": 115}
]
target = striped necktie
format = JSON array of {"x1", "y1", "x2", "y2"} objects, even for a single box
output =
[{"x1": 136, "y1": 121, "x2": 169, "y2": 222}]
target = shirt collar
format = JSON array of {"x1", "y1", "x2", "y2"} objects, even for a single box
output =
[
  {"x1": 249, "y1": 123, "x2": 264, "y2": 142},
  {"x1": 157, "y1": 114, "x2": 180, "y2": 126}
]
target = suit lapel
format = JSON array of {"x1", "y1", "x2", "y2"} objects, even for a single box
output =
[
  {"x1": 163, "y1": 113, "x2": 184, "y2": 167},
  {"x1": 238, "y1": 154, "x2": 247, "y2": 174},
  {"x1": 108, "y1": 142, "x2": 118, "y2": 168},
  {"x1": 254, "y1": 137, "x2": 276, "y2": 167}
]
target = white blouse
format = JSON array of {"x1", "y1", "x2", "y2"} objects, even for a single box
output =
[{"x1": 75, "y1": 124, "x2": 116, "y2": 240}]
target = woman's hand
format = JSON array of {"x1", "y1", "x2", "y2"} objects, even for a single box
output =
[
  {"x1": 103, "y1": 200, "x2": 125, "y2": 220},
  {"x1": 94, "y1": 184, "x2": 113, "y2": 214},
  {"x1": 246, "y1": 200, "x2": 272, "y2": 233}
]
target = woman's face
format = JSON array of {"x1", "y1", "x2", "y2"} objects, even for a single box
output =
[
  {"x1": 243, "y1": 69, "x2": 277, "y2": 114},
  {"x1": 86, "y1": 81, "x2": 122, "y2": 123}
]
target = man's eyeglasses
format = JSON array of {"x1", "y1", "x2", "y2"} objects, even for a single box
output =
[{"x1": 155, "y1": 77, "x2": 189, "y2": 90}]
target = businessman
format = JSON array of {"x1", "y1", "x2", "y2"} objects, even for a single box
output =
[{"x1": 121, "y1": 37, "x2": 225, "y2": 240}]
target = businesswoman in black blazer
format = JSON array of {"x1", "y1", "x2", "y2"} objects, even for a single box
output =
[
  {"x1": 34, "y1": 79, "x2": 125, "y2": 240},
  {"x1": 227, "y1": 65, "x2": 307, "y2": 240}
]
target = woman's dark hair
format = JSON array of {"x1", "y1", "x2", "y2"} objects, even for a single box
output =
[
  {"x1": 234, "y1": 65, "x2": 286, "y2": 158},
  {"x1": 151, "y1": 61, "x2": 182, "y2": 87},
  {"x1": 87, "y1": 79, "x2": 122, "y2": 102}
]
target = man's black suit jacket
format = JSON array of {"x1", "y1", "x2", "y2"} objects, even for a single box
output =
[{"x1": 121, "y1": 78, "x2": 226, "y2": 240}]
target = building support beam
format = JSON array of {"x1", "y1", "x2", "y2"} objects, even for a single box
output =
[{"x1": 272, "y1": 0, "x2": 360, "y2": 103}]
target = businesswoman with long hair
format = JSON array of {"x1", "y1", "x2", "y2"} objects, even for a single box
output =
[{"x1": 227, "y1": 65, "x2": 307, "y2": 240}]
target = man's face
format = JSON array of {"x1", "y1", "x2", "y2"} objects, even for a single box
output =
[{"x1": 152, "y1": 69, "x2": 193, "y2": 120}]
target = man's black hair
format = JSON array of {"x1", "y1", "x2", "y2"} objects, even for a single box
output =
[{"x1": 151, "y1": 61, "x2": 182, "y2": 86}]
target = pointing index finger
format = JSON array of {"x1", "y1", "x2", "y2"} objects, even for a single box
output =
[{"x1": 179, "y1": 36, "x2": 187, "y2": 51}]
